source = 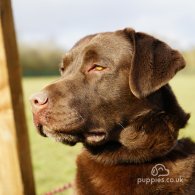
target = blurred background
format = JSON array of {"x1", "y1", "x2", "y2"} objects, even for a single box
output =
[{"x1": 12, "y1": 0, "x2": 195, "y2": 194}]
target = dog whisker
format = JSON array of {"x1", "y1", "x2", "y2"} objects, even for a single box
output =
[{"x1": 118, "y1": 123, "x2": 125, "y2": 130}]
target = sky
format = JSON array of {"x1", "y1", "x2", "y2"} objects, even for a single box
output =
[{"x1": 12, "y1": 0, "x2": 195, "y2": 50}]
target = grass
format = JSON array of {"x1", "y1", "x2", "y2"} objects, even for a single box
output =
[
  {"x1": 170, "y1": 75, "x2": 195, "y2": 139},
  {"x1": 22, "y1": 75, "x2": 195, "y2": 195}
]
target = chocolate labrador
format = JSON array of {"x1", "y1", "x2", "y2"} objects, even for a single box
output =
[{"x1": 30, "y1": 28, "x2": 195, "y2": 195}]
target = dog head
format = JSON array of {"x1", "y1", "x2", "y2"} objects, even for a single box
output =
[{"x1": 30, "y1": 28, "x2": 189, "y2": 164}]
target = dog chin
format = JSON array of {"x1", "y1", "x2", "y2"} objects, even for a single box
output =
[
  {"x1": 45, "y1": 131, "x2": 79, "y2": 146},
  {"x1": 45, "y1": 129, "x2": 107, "y2": 146},
  {"x1": 36, "y1": 123, "x2": 108, "y2": 146},
  {"x1": 36, "y1": 125, "x2": 80, "y2": 146}
]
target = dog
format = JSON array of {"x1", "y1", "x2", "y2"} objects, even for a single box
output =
[{"x1": 30, "y1": 28, "x2": 195, "y2": 195}]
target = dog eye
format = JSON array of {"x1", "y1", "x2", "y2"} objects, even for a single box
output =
[{"x1": 89, "y1": 64, "x2": 106, "y2": 72}]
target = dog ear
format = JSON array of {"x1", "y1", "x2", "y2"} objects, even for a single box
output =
[{"x1": 124, "y1": 28, "x2": 186, "y2": 98}]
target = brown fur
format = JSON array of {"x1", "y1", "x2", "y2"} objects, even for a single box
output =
[{"x1": 30, "y1": 28, "x2": 195, "y2": 194}]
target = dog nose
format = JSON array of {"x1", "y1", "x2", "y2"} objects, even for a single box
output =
[{"x1": 30, "y1": 92, "x2": 48, "y2": 108}]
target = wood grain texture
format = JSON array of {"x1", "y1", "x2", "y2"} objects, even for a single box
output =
[{"x1": 0, "y1": 0, "x2": 35, "y2": 194}]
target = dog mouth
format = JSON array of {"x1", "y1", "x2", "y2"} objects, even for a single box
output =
[
  {"x1": 36, "y1": 123, "x2": 107, "y2": 146},
  {"x1": 36, "y1": 123, "x2": 47, "y2": 137}
]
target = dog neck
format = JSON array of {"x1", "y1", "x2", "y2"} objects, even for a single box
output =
[{"x1": 83, "y1": 109, "x2": 182, "y2": 165}]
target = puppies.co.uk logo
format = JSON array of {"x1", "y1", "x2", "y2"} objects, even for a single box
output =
[
  {"x1": 137, "y1": 163, "x2": 183, "y2": 185},
  {"x1": 151, "y1": 164, "x2": 169, "y2": 177}
]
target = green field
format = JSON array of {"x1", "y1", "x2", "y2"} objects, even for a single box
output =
[{"x1": 22, "y1": 75, "x2": 195, "y2": 195}]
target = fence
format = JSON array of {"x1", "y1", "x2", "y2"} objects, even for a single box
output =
[{"x1": 0, "y1": 0, "x2": 36, "y2": 194}]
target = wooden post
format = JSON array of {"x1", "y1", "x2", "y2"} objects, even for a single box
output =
[{"x1": 0, "y1": 0, "x2": 36, "y2": 194}]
